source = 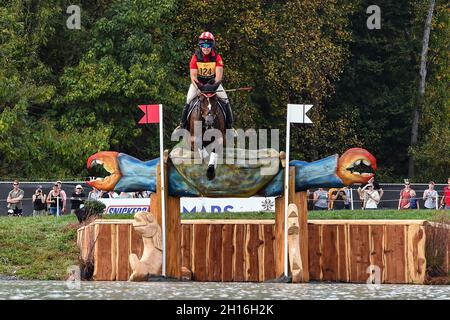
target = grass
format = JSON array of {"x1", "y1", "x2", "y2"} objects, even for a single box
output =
[
  {"x1": 0, "y1": 215, "x2": 79, "y2": 280},
  {"x1": 103, "y1": 209, "x2": 442, "y2": 220},
  {"x1": 308, "y1": 209, "x2": 441, "y2": 220}
]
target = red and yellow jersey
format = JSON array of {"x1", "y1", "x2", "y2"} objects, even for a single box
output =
[{"x1": 190, "y1": 50, "x2": 223, "y2": 84}]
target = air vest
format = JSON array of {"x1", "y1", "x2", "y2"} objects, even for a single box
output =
[{"x1": 195, "y1": 49, "x2": 217, "y2": 84}]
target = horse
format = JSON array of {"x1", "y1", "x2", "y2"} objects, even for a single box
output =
[{"x1": 187, "y1": 83, "x2": 226, "y2": 180}]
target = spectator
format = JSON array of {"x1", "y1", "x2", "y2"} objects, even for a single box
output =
[
  {"x1": 423, "y1": 182, "x2": 438, "y2": 209},
  {"x1": 313, "y1": 188, "x2": 328, "y2": 210},
  {"x1": 398, "y1": 182, "x2": 412, "y2": 210},
  {"x1": 55, "y1": 181, "x2": 67, "y2": 214},
  {"x1": 306, "y1": 189, "x2": 314, "y2": 211},
  {"x1": 88, "y1": 187, "x2": 101, "y2": 200},
  {"x1": 343, "y1": 187, "x2": 352, "y2": 210},
  {"x1": 102, "y1": 190, "x2": 118, "y2": 198},
  {"x1": 361, "y1": 184, "x2": 380, "y2": 210},
  {"x1": 47, "y1": 183, "x2": 63, "y2": 216},
  {"x1": 7, "y1": 180, "x2": 24, "y2": 216},
  {"x1": 32, "y1": 185, "x2": 47, "y2": 216},
  {"x1": 358, "y1": 177, "x2": 383, "y2": 209},
  {"x1": 409, "y1": 189, "x2": 420, "y2": 209},
  {"x1": 330, "y1": 188, "x2": 346, "y2": 210},
  {"x1": 119, "y1": 192, "x2": 134, "y2": 199},
  {"x1": 70, "y1": 185, "x2": 86, "y2": 214},
  {"x1": 440, "y1": 178, "x2": 450, "y2": 209}
]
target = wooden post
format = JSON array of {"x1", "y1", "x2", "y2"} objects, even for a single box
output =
[
  {"x1": 275, "y1": 196, "x2": 285, "y2": 278},
  {"x1": 292, "y1": 191, "x2": 309, "y2": 282},
  {"x1": 276, "y1": 166, "x2": 309, "y2": 281},
  {"x1": 275, "y1": 166, "x2": 294, "y2": 278},
  {"x1": 153, "y1": 165, "x2": 163, "y2": 228},
  {"x1": 156, "y1": 150, "x2": 181, "y2": 279},
  {"x1": 288, "y1": 203, "x2": 304, "y2": 282},
  {"x1": 167, "y1": 195, "x2": 181, "y2": 279}
]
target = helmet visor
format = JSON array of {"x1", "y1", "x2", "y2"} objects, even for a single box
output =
[{"x1": 199, "y1": 42, "x2": 213, "y2": 49}]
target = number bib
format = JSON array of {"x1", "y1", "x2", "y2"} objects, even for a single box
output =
[{"x1": 197, "y1": 62, "x2": 216, "y2": 78}]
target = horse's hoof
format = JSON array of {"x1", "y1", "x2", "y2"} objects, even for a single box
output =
[{"x1": 206, "y1": 165, "x2": 215, "y2": 180}]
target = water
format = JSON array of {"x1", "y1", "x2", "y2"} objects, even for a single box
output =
[{"x1": 0, "y1": 281, "x2": 448, "y2": 300}]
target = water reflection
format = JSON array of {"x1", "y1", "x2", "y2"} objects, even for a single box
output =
[{"x1": 0, "y1": 281, "x2": 448, "y2": 300}]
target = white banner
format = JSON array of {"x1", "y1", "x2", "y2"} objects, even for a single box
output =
[
  {"x1": 98, "y1": 197, "x2": 275, "y2": 215},
  {"x1": 180, "y1": 197, "x2": 276, "y2": 214},
  {"x1": 98, "y1": 198, "x2": 151, "y2": 215}
]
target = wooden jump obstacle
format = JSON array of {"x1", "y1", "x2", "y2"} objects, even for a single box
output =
[
  {"x1": 77, "y1": 218, "x2": 448, "y2": 283},
  {"x1": 147, "y1": 154, "x2": 309, "y2": 281},
  {"x1": 76, "y1": 152, "x2": 449, "y2": 283}
]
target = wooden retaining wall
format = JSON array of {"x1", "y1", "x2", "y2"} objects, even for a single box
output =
[
  {"x1": 76, "y1": 218, "x2": 448, "y2": 284},
  {"x1": 180, "y1": 220, "x2": 276, "y2": 282},
  {"x1": 77, "y1": 220, "x2": 143, "y2": 281},
  {"x1": 77, "y1": 219, "x2": 276, "y2": 282},
  {"x1": 307, "y1": 220, "x2": 428, "y2": 284}
]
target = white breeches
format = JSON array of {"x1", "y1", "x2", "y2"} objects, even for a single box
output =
[{"x1": 186, "y1": 83, "x2": 228, "y2": 104}]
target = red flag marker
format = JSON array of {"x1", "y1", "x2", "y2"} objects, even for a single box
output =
[{"x1": 138, "y1": 104, "x2": 160, "y2": 124}]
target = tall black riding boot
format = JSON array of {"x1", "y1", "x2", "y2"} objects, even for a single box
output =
[
  {"x1": 224, "y1": 102, "x2": 233, "y2": 129},
  {"x1": 180, "y1": 103, "x2": 190, "y2": 129}
]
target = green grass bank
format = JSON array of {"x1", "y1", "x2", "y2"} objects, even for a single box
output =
[{"x1": 0, "y1": 215, "x2": 79, "y2": 280}]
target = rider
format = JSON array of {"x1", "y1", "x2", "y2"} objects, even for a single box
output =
[{"x1": 180, "y1": 31, "x2": 233, "y2": 130}]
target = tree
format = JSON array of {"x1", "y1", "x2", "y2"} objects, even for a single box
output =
[{"x1": 408, "y1": 0, "x2": 436, "y2": 177}]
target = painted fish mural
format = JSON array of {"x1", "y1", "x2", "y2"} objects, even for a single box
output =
[{"x1": 86, "y1": 147, "x2": 377, "y2": 197}]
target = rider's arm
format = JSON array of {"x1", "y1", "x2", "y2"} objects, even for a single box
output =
[
  {"x1": 215, "y1": 66, "x2": 223, "y2": 82},
  {"x1": 190, "y1": 68, "x2": 199, "y2": 86}
]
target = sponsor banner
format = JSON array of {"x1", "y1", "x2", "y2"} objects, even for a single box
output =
[
  {"x1": 98, "y1": 198, "x2": 151, "y2": 215},
  {"x1": 98, "y1": 197, "x2": 276, "y2": 215},
  {"x1": 180, "y1": 197, "x2": 276, "y2": 213}
]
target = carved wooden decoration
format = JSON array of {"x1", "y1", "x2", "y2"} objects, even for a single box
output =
[
  {"x1": 288, "y1": 203, "x2": 304, "y2": 282},
  {"x1": 129, "y1": 211, "x2": 163, "y2": 281}
]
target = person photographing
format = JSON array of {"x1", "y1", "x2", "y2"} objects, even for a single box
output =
[{"x1": 32, "y1": 186, "x2": 47, "y2": 216}]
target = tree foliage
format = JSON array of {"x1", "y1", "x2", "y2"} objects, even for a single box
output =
[{"x1": 0, "y1": 0, "x2": 447, "y2": 181}]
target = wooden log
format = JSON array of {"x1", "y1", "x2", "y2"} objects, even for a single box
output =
[
  {"x1": 321, "y1": 224, "x2": 338, "y2": 281},
  {"x1": 222, "y1": 224, "x2": 234, "y2": 282},
  {"x1": 116, "y1": 224, "x2": 130, "y2": 281},
  {"x1": 406, "y1": 224, "x2": 426, "y2": 284},
  {"x1": 246, "y1": 224, "x2": 260, "y2": 282},
  {"x1": 308, "y1": 223, "x2": 322, "y2": 280},
  {"x1": 295, "y1": 192, "x2": 309, "y2": 282},
  {"x1": 287, "y1": 204, "x2": 304, "y2": 282},
  {"x1": 93, "y1": 224, "x2": 113, "y2": 281},
  {"x1": 166, "y1": 196, "x2": 181, "y2": 279},
  {"x1": 348, "y1": 225, "x2": 370, "y2": 283},
  {"x1": 155, "y1": 164, "x2": 163, "y2": 228},
  {"x1": 258, "y1": 225, "x2": 265, "y2": 282},
  {"x1": 275, "y1": 196, "x2": 285, "y2": 278},
  {"x1": 263, "y1": 224, "x2": 276, "y2": 281},
  {"x1": 369, "y1": 225, "x2": 385, "y2": 283},
  {"x1": 337, "y1": 224, "x2": 348, "y2": 282},
  {"x1": 181, "y1": 224, "x2": 192, "y2": 274},
  {"x1": 233, "y1": 224, "x2": 245, "y2": 281},
  {"x1": 150, "y1": 193, "x2": 159, "y2": 225},
  {"x1": 207, "y1": 224, "x2": 223, "y2": 281},
  {"x1": 384, "y1": 225, "x2": 406, "y2": 283},
  {"x1": 192, "y1": 224, "x2": 208, "y2": 281}
]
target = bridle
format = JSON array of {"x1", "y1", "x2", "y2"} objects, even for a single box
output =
[{"x1": 200, "y1": 92, "x2": 217, "y2": 129}]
